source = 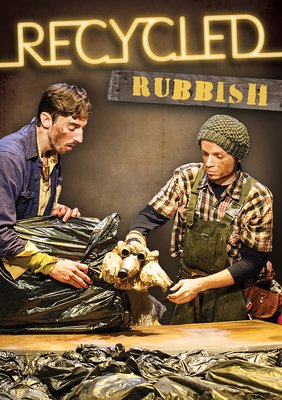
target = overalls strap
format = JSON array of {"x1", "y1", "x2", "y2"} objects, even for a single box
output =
[
  {"x1": 221, "y1": 176, "x2": 257, "y2": 226},
  {"x1": 186, "y1": 166, "x2": 205, "y2": 227}
]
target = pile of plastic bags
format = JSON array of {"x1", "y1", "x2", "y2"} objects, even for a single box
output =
[{"x1": 0, "y1": 344, "x2": 281, "y2": 399}]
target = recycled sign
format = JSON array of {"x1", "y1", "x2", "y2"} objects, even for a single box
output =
[{"x1": 108, "y1": 70, "x2": 282, "y2": 112}]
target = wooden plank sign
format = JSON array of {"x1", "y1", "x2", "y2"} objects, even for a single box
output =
[{"x1": 108, "y1": 70, "x2": 282, "y2": 111}]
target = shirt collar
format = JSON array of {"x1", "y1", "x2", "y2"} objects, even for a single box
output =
[
  {"x1": 26, "y1": 118, "x2": 39, "y2": 160},
  {"x1": 36, "y1": 129, "x2": 58, "y2": 164},
  {"x1": 26, "y1": 118, "x2": 58, "y2": 164},
  {"x1": 198, "y1": 165, "x2": 245, "y2": 201}
]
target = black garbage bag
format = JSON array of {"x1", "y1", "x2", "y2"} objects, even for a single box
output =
[
  {"x1": 31, "y1": 347, "x2": 130, "y2": 398},
  {"x1": 0, "y1": 213, "x2": 131, "y2": 333},
  {"x1": 276, "y1": 349, "x2": 282, "y2": 367},
  {"x1": 30, "y1": 351, "x2": 93, "y2": 397},
  {"x1": 124, "y1": 349, "x2": 230, "y2": 383},
  {"x1": 206, "y1": 359, "x2": 282, "y2": 396},
  {"x1": 0, "y1": 351, "x2": 52, "y2": 400},
  {"x1": 61, "y1": 373, "x2": 156, "y2": 400},
  {"x1": 0, "y1": 377, "x2": 53, "y2": 400},
  {"x1": 154, "y1": 374, "x2": 282, "y2": 400},
  {"x1": 157, "y1": 348, "x2": 281, "y2": 379},
  {"x1": 75, "y1": 343, "x2": 128, "y2": 364},
  {"x1": 14, "y1": 213, "x2": 119, "y2": 275},
  {"x1": 127, "y1": 352, "x2": 187, "y2": 383},
  {"x1": 223, "y1": 348, "x2": 280, "y2": 367}
]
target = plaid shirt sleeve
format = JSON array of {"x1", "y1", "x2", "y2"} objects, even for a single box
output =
[
  {"x1": 148, "y1": 172, "x2": 182, "y2": 219},
  {"x1": 148, "y1": 164, "x2": 200, "y2": 219},
  {"x1": 148, "y1": 164, "x2": 202, "y2": 256},
  {"x1": 237, "y1": 182, "x2": 273, "y2": 252}
]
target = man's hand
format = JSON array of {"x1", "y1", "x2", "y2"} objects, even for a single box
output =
[
  {"x1": 51, "y1": 203, "x2": 81, "y2": 222},
  {"x1": 49, "y1": 259, "x2": 92, "y2": 289},
  {"x1": 167, "y1": 278, "x2": 205, "y2": 304},
  {"x1": 167, "y1": 269, "x2": 235, "y2": 304}
]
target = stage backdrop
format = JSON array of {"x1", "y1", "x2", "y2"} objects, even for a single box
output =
[{"x1": 0, "y1": 0, "x2": 281, "y2": 322}]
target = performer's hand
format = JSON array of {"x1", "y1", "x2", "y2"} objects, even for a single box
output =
[
  {"x1": 167, "y1": 278, "x2": 205, "y2": 304},
  {"x1": 49, "y1": 259, "x2": 92, "y2": 289},
  {"x1": 51, "y1": 203, "x2": 81, "y2": 222}
]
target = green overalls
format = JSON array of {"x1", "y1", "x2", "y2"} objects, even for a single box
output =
[{"x1": 171, "y1": 167, "x2": 256, "y2": 324}]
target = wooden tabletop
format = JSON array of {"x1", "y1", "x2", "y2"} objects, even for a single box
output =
[{"x1": 0, "y1": 320, "x2": 281, "y2": 354}]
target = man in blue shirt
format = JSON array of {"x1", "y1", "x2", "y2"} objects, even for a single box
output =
[{"x1": 0, "y1": 83, "x2": 93, "y2": 289}]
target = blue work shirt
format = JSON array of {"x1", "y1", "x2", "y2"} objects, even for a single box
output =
[{"x1": 0, "y1": 119, "x2": 62, "y2": 258}]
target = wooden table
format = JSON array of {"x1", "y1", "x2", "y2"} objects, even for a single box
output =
[{"x1": 0, "y1": 320, "x2": 281, "y2": 354}]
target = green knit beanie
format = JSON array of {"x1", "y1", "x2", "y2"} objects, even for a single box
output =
[{"x1": 197, "y1": 114, "x2": 250, "y2": 160}]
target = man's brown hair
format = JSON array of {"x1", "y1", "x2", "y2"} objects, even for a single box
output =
[{"x1": 36, "y1": 83, "x2": 93, "y2": 126}]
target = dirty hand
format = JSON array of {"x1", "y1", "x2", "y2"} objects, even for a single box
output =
[
  {"x1": 49, "y1": 259, "x2": 92, "y2": 289},
  {"x1": 167, "y1": 278, "x2": 205, "y2": 304},
  {"x1": 51, "y1": 203, "x2": 81, "y2": 222}
]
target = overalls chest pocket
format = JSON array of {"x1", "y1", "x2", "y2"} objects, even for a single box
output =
[
  {"x1": 183, "y1": 217, "x2": 231, "y2": 274},
  {"x1": 16, "y1": 191, "x2": 35, "y2": 219}
]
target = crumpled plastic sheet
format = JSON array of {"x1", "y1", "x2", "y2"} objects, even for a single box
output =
[
  {"x1": 15, "y1": 213, "x2": 118, "y2": 271},
  {"x1": 0, "y1": 213, "x2": 131, "y2": 333},
  {"x1": 0, "y1": 345, "x2": 281, "y2": 399},
  {"x1": 206, "y1": 359, "x2": 282, "y2": 396}
]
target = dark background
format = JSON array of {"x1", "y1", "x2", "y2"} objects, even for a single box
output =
[{"x1": 0, "y1": 0, "x2": 281, "y2": 323}]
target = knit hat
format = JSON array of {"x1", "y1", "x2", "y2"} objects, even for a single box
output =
[{"x1": 197, "y1": 114, "x2": 250, "y2": 160}]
